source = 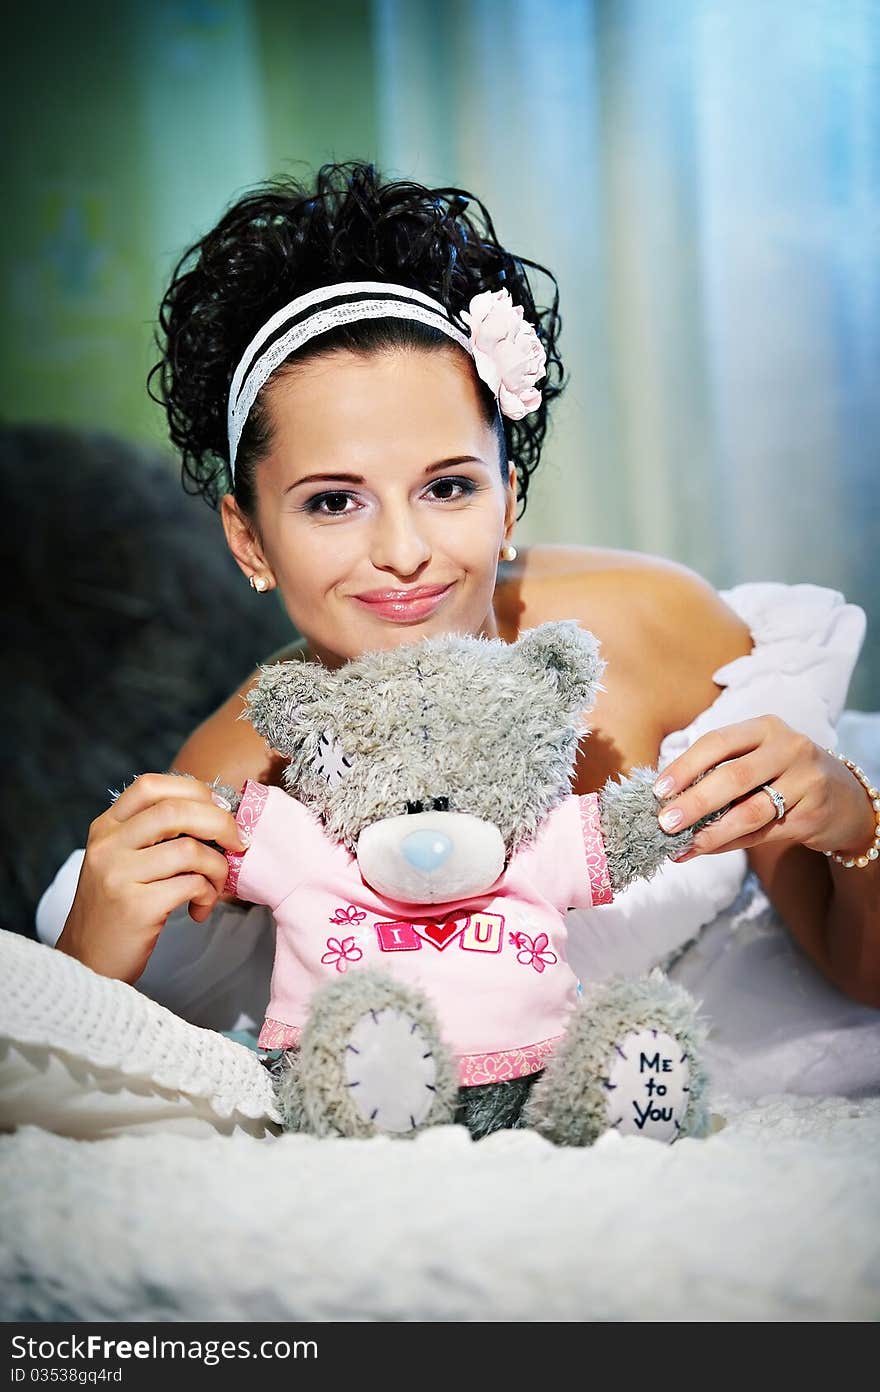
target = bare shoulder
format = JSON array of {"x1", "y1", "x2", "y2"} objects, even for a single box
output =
[
  {"x1": 169, "y1": 639, "x2": 302, "y2": 790},
  {"x1": 498, "y1": 543, "x2": 754, "y2": 737}
]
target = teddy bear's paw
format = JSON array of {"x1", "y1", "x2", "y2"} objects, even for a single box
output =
[
  {"x1": 523, "y1": 972, "x2": 710, "y2": 1147},
  {"x1": 342, "y1": 1007, "x2": 441, "y2": 1134},
  {"x1": 598, "y1": 765, "x2": 736, "y2": 893},
  {"x1": 602, "y1": 1028, "x2": 691, "y2": 1141},
  {"x1": 297, "y1": 969, "x2": 459, "y2": 1139}
]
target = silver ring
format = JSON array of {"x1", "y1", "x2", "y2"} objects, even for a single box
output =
[{"x1": 759, "y1": 783, "x2": 786, "y2": 821}]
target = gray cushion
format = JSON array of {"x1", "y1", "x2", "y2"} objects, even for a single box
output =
[{"x1": 1, "y1": 424, "x2": 293, "y2": 936}]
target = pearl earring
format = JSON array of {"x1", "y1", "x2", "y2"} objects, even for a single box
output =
[
  {"x1": 500, "y1": 542, "x2": 517, "y2": 562},
  {"x1": 249, "y1": 575, "x2": 269, "y2": 593}
]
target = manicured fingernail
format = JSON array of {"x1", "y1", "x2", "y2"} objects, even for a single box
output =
[
  {"x1": 211, "y1": 792, "x2": 232, "y2": 811},
  {"x1": 237, "y1": 827, "x2": 252, "y2": 847},
  {"x1": 673, "y1": 848, "x2": 696, "y2": 862},
  {"x1": 653, "y1": 775, "x2": 674, "y2": 798},
  {"x1": 659, "y1": 807, "x2": 684, "y2": 832}
]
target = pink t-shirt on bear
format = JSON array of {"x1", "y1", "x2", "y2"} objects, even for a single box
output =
[{"x1": 226, "y1": 780, "x2": 613, "y2": 1086}]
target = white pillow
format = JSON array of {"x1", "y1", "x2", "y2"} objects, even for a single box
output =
[{"x1": 0, "y1": 930, "x2": 282, "y2": 1140}]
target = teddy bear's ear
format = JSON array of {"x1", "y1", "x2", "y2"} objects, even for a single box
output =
[
  {"x1": 512, "y1": 621, "x2": 607, "y2": 716},
  {"x1": 239, "y1": 660, "x2": 336, "y2": 756}
]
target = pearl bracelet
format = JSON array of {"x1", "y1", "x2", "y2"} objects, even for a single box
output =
[{"x1": 823, "y1": 748, "x2": 880, "y2": 869}]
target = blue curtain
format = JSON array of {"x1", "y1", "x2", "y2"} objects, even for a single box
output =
[{"x1": 374, "y1": 0, "x2": 879, "y2": 704}]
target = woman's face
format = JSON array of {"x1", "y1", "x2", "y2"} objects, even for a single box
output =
[{"x1": 222, "y1": 349, "x2": 517, "y2": 667}]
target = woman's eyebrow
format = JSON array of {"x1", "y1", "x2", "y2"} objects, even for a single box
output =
[
  {"x1": 425, "y1": 455, "x2": 488, "y2": 474},
  {"x1": 284, "y1": 455, "x2": 488, "y2": 492}
]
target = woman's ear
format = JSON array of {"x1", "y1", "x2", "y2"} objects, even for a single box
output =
[
  {"x1": 504, "y1": 459, "x2": 517, "y2": 537},
  {"x1": 220, "y1": 493, "x2": 276, "y2": 590}
]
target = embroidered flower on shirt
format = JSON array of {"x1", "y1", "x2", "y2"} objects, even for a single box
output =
[
  {"x1": 329, "y1": 904, "x2": 367, "y2": 926},
  {"x1": 321, "y1": 936, "x2": 364, "y2": 973},
  {"x1": 509, "y1": 930, "x2": 558, "y2": 974}
]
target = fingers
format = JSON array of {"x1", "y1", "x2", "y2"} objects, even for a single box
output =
[
  {"x1": 144, "y1": 797, "x2": 248, "y2": 853},
  {"x1": 653, "y1": 717, "x2": 785, "y2": 803},
  {"x1": 136, "y1": 837, "x2": 232, "y2": 898},
  {"x1": 142, "y1": 873, "x2": 224, "y2": 925},
  {"x1": 64, "y1": 775, "x2": 252, "y2": 983},
  {"x1": 106, "y1": 772, "x2": 213, "y2": 822},
  {"x1": 107, "y1": 793, "x2": 248, "y2": 855},
  {"x1": 127, "y1": 810, "x2": 244, "y2": 922},
  {"x1": 85, "y1": 773, "x2": 249, "y2": 937},
  {"x1": 673, "y1": 776, "x2": 806, "y2": 859},
  {"x1": 657, "y1": 751, "x2": 783, "y2": 834},
  {"x1": 188, "y1": 901, "x2": 215, "y2": 923},
  {"x1": 653, "y1": 719, "x2": 810, "y2": 860},
  {"x1": 139, "y1": 845, "x2": 231, "y2": 924}
]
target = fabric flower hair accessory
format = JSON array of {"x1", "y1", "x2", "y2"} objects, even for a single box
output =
[{"x1": 461, "y1": 288, "x2": 548, "y2": 420}]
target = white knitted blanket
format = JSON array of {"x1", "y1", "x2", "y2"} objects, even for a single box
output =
[{"x1": 0, "y1": 927, "x2": 279, "y2": 1125}]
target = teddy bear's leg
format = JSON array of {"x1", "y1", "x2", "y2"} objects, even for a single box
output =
[
  {"x1": 522, "y1": 970, "x2": 709, "y2": 1147},
  {"x1": 454, "y1": 1075, "x2": 541, "y2": 1140},
  {"x1": 272, "y1": 1048, "x2": 307, "y2": 1132},
  {"x1": 283, "y1": 968, "x2": 460, "y2": 1139}
]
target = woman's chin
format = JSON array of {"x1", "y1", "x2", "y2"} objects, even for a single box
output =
[{"x1": 381, "y1": 607, "x2": 483, "y2": 643}]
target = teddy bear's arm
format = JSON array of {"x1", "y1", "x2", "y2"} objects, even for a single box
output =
[
  {"x1": 596, "y1": 766, "x2": 731, "y2": 893},
  {"x1": 207, "y1": 777, "x2": 243, "y2": 814}
]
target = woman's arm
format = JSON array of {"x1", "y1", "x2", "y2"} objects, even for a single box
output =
[
  {"x1": 640, "y1": 567, "x2": 880, "y2": 1009},
  {"x1": 170, "y1": 670, "x2": 288, "y2": 790},
  {"x1": 743, "y1": 838, "x2": 880, "y2": 1007}
]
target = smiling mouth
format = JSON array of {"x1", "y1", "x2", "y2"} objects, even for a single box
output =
[{"x1": 350, "y1": 583, "x2": 455, "y2": 622}]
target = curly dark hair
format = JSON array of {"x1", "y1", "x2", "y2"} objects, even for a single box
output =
[{"x1": 148, "y1": 160, "x2": 565, "y2": 519}]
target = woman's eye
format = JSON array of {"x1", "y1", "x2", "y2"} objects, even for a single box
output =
[
  {"x1": 304, "y1": 491, "x2": 357, "y2": 516},
  {"x1": 302, "y1": 477, "x2": 477, "y2": 514},
  {"x1": 426, "y1": 476, "x2": 478, "y2": 502}
]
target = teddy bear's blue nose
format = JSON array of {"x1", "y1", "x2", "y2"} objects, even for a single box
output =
[{"x1": 401, "y1": 829, "x2": 454, "y2": 872}]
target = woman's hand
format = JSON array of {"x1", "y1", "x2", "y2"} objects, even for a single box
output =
[
  {"x1": 652, "y1": 716, "x2": 877, "y2": 863},
  {"x1": 56, "y1": 774, "x2": 250, "y2": 984}
]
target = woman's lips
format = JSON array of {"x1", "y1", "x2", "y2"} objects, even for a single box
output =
[{"x1": 351, "y1": 582, "x2": 455, "y2": 623}]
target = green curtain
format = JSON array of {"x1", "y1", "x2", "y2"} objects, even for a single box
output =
[{"x1": 2, "y1": 0, "x2": 379, "y2": 451}]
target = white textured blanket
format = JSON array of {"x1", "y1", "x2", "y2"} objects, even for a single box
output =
[{"x1": 2, "y1": 1094, "x2": 879, "y2": 1321}]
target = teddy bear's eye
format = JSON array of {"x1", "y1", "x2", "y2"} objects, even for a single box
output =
[
  {"x1": 405, "y1": 800, "x2": 424, "y2": 815},
  {"x1": 432, "y1": 796, "x2": 449, "y2": 811}
]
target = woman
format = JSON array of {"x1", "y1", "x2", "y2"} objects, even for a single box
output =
[{"x1": 50, "y1": 161, "x2": 878, "y2": 1010}]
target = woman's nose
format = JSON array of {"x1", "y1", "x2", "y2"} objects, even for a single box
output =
[{"x1": 370, "y1": 507, "x2": 431, "y2": 575}]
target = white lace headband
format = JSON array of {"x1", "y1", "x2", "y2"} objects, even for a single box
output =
[{"x1": 226, "y1": 279, "x2": 547, "y2": 480}]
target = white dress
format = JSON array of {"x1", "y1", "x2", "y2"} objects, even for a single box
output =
[{"x1": 36, "y1": 580, "x2": 875, "y2": 1092}]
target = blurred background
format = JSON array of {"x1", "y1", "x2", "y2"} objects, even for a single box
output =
[{"x1": 3, "y1": 0, "x2": 878, "y2": 701}]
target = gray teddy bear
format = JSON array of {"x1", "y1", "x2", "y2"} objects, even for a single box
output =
[{"x1": 217, "y1": 621, "x2": 726, "y2": 1146}]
